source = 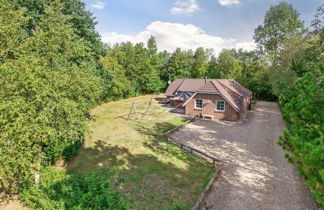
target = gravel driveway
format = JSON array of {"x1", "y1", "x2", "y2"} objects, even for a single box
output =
[{"x1": 170, "y1": 101, "x2": 318, "y2": 210}]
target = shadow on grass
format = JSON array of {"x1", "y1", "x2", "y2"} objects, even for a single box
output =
[
  {"x1": 68, "y1": 135, "x2": 213, "y2": 210},
  {"x1": 132, "y1": 121, "x2": 197, "y2": 163}
]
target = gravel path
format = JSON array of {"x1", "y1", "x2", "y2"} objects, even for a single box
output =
[{"x1": 170, "y1": 101, "x2": 318, "y2": 210}]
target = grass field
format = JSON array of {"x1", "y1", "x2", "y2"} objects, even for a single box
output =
[{"x1": 68, "y1": 95, "x2": 214, "y2": 210}]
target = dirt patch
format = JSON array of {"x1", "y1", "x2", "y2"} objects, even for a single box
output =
[{"x1": 0, "y1": 196, "x2": 28, "y2": 210}]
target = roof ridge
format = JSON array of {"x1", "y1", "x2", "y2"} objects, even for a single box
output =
[
  {"x1": 209, "y1": 80, "x2": 220, "y2": 92},
  {"x1": 218, "y1": 81, "x2": 242, "y2": 98},
  {"x1": 177, "y1": 78, "x2": 185, "y2": 90},
  {"x1": 232, "y1": 80, "x2": 252, "y2": 94}
]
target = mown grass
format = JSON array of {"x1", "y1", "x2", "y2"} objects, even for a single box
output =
[{"x1": 68, "y1": 95, "x2": 214, "y2": 210}]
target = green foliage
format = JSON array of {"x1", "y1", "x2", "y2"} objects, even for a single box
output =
[
  {"x1": 217, "y1": 49, "x2": 243, "y2": 80},
  {"x1": 0, "y1": 0, "x2": 28, "y2": 60},
  {"x1": 147, "y1": 35, "x2": 158, "y2": 65},
  {"x1": 20, "y1": 167, "x2": 127, "y2": 209},
  {"x1": 100, "y1": 55, "x2": 132, "y2": 99},
  {"x1": 192, "y1": 47, "x2": 208, "y2": 78},
  {"x1": 207, "y1": 55, "x2": 219, "y2": 78},
  {"x1": 310, "y1": 5, "x2": 324, "y2": 35},
  {"x1": 278, "y1": 70, "x2": 324, "y2": 206},
  {"x1": 11, "y1": 0, "x2": 105, "y2": 56},
  {"x1": 103, "y1": 41, "x2": 163, "y2": 95},
  {"x1": 0, "y1": 0, "x2": 102, "y2": 193},
  {"x1": 254, "y1": 2, "x2": 304, "y2": 54},
  {"x1": 1, "y1": 0, "x2": 323, "y2": 206},
  {"x1": 166, "y1": 48, "x2": 193, "y2": 80}
]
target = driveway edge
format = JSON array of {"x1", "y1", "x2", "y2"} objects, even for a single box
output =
[
  {"x1": 191, "y1": 168, "x2": 221, "y2": 210},
  {"x1": 163, "y1": 118, "x2": 223, "y2": 210}
]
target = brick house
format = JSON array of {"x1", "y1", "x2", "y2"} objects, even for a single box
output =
[{"x1": 165, "y1": 78, "x2": 252, "y2": 121}]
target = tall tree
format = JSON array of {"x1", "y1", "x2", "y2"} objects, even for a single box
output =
[
  {"x1": 310, "y1": 4, "x2": 324, "y2": 35},
  {"x1": 254, "y1": 2, "x2": 304, "y2": 55},
  {"x1": 0, "y1": 0, "x2": 102, "y2": 193},
  {"x1": 207, "y1": 55, "x2": 220, "y2": 78},
  {"x1": 278, "y1": 71, "x2": 324, "y2": 206},
  {"x1": 217, "y1": 49, "x2": 243, "y2": 80},
  {"x1": 192, "y1": 47, "x2": 208, "y2": 78},
  {"x1": 100, "y1": 55, "x2": 132, "y2": 99},
  {"x1": 167, "y1": 48, "x2": 193, "y2": 80},
  {"x1": 147, "y1": 36, "x2": 158, "y2": 60},
  {"x1": 12, "y1": 0, "x2": 105, "y2": 56},
  {"x1": 156, "y1": 50, "x2": 171, "y2": 89},
  {"x1": 0, "y1": 0, "x2": 29, "y2": 61}
]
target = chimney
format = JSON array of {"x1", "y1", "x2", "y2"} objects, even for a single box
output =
[{"x1": 205, "y1": 75, "x2": 207, "y2": 84}]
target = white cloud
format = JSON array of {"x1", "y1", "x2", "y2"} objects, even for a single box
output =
[
  {"x1": 90, "y1": 1, "x2": 107, "y2": 10},
  {"x1": 218, "y1": 0, "x2": 241, "y2": 6},
  {"x1": 101, "y1": 21, "x2": 256, "y2": 55},
  {"x1": 235, "y1": 42, "x2": 257, "y2": 51},
  {"x1": 170, "y1": 0, "x2": 201, "y2": 15}
]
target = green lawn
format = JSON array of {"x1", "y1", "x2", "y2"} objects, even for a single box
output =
[{"x1": 68, "y1": 95, "x2": 215, "y2": 210}]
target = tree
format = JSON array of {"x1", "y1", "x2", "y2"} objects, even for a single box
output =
[
  {"x1": 192, "y1": 47, "x2": 208, "y2": 78},
  {"x1": 12, "y1": 0, "x2": 105, "y2": 56},
  {"x1": 278, "y1": 71, "x2": 324, "y2": 206},
  {"x1": 310, "y1": 4, "x2": 324, "y2": 35},
  {"x1": 217, "y1": 49, "x2": 243, "y2": 80},
  {"x1": 20, "y1": 167, "x2": 127, "y2": 209},
  {"x1": 100, "y1": 55, "x2": 132, "y2": 99},
  {"x1": 147, "y1": 36, "x2": 158, "y2": 60},
  {"x1": 207, "y1": 55, "x2": 220, "y2": 78},
  {"x1": 0, "y1": 0, "x2": 28, "y2": 61},
  {"x1": 167, "y1": 48, "x2": 193, "y2": 80},
  {"x1": 254, "y1": 2, "x2": 304, "y2": 55},
  {"x1": 132, "y1": 43, "x2": 162, "y2": 93},
  {"x1": 0, "y1": 0, "x2": 102, "y2": 193},
  {"x1": 156, "y1": 50, "x2": 171, "y2": 85}
]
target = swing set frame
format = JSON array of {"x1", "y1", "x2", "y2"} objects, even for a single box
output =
[{"x1": 126, "y1": 98, "x2": 157, "y2": 122}]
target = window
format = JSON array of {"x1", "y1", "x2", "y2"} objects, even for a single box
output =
[
  {"x1": 195, "y1": 99, "x2": 203, "y2": 109},
  {"x1": 216, "y1": 101, "x2": 225, "y2": 112}
]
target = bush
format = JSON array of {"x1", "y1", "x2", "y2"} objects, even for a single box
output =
[
  {"x1": 20, "y1": 167, "x2": 127, "y2": 210},
  {"x1": 62, "y1": 140, "x2": 83, "y2": 161},
  {"x1": 278, "y1": 71, "x2": 324, "y2": 206}
]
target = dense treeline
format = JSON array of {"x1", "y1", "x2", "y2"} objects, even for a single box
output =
[
  {"x1": 0, "y1": 0, "x2": 323, "y2": 207},
  {"x1": 254, "y1": 3, "x2": 324, "y2": 206},
  {"x1": 102, "y1": 41, "x2": 275, "y2": 100},
  {"x1": 0, "y1": 0, "x2": 126, "y2": 207}
]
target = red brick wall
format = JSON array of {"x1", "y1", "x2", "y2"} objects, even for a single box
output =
[
  {"x1": 242, "y1": 96, "x2": 252, "y2": 113},
  {"x1": 185, "y1": 93, "x2": 240, "y2": 121}
]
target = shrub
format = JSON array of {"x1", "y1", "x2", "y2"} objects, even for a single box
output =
[
  {"x1": 278, "y1": 71, "x2": 324, "y2": 206},
  {"x1": 20, "y1": 167, "x2": 127, "y2": 210}
]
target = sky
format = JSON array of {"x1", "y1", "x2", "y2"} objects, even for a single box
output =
[{"x1": 82, "y1": 0, "x2": 322, "y2": 54}]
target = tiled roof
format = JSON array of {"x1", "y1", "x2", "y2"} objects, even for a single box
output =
[
  {"x1": 165, "y1": 78, "x2": 252, "y2": 112},
  {"x1": 211, "y1": 80, "x2": 240, "y2": 112},
  {"x1": 197, "y1": 81, "x2": 219, "y2": 93},
  {"x1": 217, "y1": 79, "x2": 252, "y2": 97},
  {"x1": 177, "y1": 79, "x2": 210, "y2": 92},
  {"x1": 165, "y1": 79, "x2": 184, "y2": 96}
]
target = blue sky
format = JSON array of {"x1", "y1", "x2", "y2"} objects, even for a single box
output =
[{"x1": 82, "y1": 0, "x2": 322, "y2": 53}]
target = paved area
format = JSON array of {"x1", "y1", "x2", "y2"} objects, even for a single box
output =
[{"x1": 171, "y1": 101, "x2": 318, "y2": 210}]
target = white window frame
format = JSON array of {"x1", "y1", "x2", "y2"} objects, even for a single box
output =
[
  {"x1": 215, "y1": 100, "x2": 225, "y2": 112},
  {"x1": 195, "y1": 99, "x2": 203, "y2": 110}
]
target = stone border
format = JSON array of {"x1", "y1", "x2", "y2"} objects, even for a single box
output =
[
  {"x1": 191, "y1": 168, "x2": 220, "y2": 210},
  {"x1": 162, "y1": 119, "x2": 223, "y2": 210},
  {"x1": 162, "y1": 117, "x2": 196, "y2": 136}
]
